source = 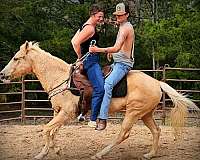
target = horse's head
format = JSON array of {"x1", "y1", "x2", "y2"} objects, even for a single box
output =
[{"x1": 0, "y1": 41, "x2": 33, "y2": 83}]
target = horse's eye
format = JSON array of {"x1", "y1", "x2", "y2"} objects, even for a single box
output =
[{"x1": 13, "y1": 57, "x2": 18, "y2": 61}]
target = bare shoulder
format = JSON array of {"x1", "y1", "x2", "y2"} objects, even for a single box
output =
[
  {"x1": 78, "y1": 24, "x2": 95, "y2": 39},
  {"x1": 121, "y1": 23, "x2": 134, "y2": 34},
  {"x1": 126, "y1": 22, "x2": 133, "y2": 29}
]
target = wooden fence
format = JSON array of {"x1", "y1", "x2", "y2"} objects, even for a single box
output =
[{"x1": 0, "y1": 66, "x2": 200, "y2": 124}]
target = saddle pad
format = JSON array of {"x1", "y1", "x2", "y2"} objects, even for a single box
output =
[{"x1": 112, "y1": 75, "x2": 127, "y2": 98}]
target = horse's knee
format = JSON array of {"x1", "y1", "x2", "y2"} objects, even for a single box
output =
[
  {"x1": 43, "y1": 125, "x2": 51, "y2": 136},
  {"x1": 150, "y1": 125, "x2": 161, "y2": 139}
]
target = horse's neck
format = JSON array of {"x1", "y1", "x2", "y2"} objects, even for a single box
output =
[{"x1": 30, "y1": 51, "x2": 70, "y2": 92}]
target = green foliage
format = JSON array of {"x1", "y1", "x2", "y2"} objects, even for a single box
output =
[
  {"x1": 0, "y1": 0, "x2": 91, "y2": 66},
  {"x1": 137, "y1": 1, "x2": 200, "y2": 69},
  {"x1": 0, "y1": 0, "x2": 199, "y2": 76},
  {"x1": 1, "y1": 0, "x2": 199, "y2": 70}
]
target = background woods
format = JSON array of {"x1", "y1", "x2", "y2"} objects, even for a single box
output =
[{"x1": 0, "y1": 0, "x2": 199, "y2": 69}]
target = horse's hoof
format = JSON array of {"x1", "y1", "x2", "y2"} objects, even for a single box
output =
[
  {"x1": 79, "y1": 116, "x2": 86, "y2": 122},
  {"x1": 77, "y1": 114, "x2": 86, "y2": 122},
  {"x1": 91, "y1": 155, "x2": 102, "y2": 160},
  {"x1": 34, "y1": 152, "x2": 47, "y2": 160},
  {"x1": 143, "y1": 153, "x2": 154, "y2": 159},
  {"x1": 34, "y1": 154, "x2": 43, "y2": 160}
]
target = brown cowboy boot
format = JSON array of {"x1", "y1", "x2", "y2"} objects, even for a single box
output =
[{"x1": 95, "y1": 119, "x2": 107, "y2": 131}]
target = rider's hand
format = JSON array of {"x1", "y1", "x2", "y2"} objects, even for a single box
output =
[{"x1": 89, "y1": 46, "x2": 98, "y2": 53}]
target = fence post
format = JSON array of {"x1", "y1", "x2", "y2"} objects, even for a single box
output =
[{"x1": 21, "y1": 76, "x2": 25, "y2": 123}]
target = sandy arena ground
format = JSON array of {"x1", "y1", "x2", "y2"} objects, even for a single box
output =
[{"x1": 0, "y1": 122, "x2": 200, "y2": 160}]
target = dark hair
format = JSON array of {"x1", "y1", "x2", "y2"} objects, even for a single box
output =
[{"x1": 89, "y1": 4, "x2": 104, "y2": 16}]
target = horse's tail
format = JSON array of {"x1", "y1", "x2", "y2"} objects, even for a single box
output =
[{"x1": 159, "y1": 81, "x2": 199, "y2": 137}]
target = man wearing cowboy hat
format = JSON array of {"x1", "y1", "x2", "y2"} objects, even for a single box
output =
[{"x1": 89, "y1": 2, "x2": 135, "y2": 131}]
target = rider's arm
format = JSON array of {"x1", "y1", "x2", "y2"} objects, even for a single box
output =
[
  {"x1": 106, "y1": 28, "x2": 127, "y2": 53},
  {"x1": 89, "y1": 27, "x2": 128, "y2": 54},
  {"x1": 71, "y1": 25, "x2": 95, "y2": 59}
]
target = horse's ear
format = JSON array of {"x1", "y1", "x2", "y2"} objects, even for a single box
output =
[{"x1": 25, "y1": 41, "x2": 29, "y2": 50}]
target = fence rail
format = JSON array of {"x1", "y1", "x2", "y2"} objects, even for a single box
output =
[{"x1": 0, "y1": 66, "x2": 199, "y2": 124}]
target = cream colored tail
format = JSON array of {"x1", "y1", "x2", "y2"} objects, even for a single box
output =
[{"x1": 160, "y1": 81, "x2": 199, "y2": 132}]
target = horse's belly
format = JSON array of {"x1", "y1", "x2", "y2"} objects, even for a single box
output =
[{"x1": 109, "y1": 97, "x2": 126, "y2": 113}]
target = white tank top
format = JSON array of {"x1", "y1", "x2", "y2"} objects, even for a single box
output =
[{"x1": 113, "y1": 51, "x2": 134, "y2": 67}]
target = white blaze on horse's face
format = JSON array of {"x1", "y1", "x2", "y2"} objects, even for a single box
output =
[{"x1": 0, "y1": 41, "x2": 32, "y2": 82}]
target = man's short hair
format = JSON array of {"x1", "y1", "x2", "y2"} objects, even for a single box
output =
[{"x1": 89, "y1": 4, "x2": 104, "y2": 16}]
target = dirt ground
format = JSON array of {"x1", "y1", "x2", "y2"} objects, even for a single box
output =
[{"x1": 0, "y1": 122, "x2": 200, "y2": 160}]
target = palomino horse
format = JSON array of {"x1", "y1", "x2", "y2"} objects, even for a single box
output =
[{"x1": 0, "y1": 41, "x2": 198, "y2": 160}]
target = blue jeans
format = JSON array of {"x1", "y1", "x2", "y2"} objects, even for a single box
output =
[
  {"x1": 83, "y1": 54, "x2": 104, "y2": 121},
  {"x1": 98, "y1": 62, "x2": 131, "y2": 120}
]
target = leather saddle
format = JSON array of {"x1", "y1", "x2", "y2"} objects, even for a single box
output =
[{"x1": 70, "y1": 65, "x2": 127, "y2": 116}]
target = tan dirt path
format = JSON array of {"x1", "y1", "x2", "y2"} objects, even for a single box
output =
[{"x1": 0, "y1": 123, "x2": 200, "y2": 160}]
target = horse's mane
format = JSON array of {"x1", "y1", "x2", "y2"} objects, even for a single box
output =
[
  {"x1": 27, "y1": 41, "x2": 70, "y2": 69},
  {"x1": 29, "y1": 41, "x2": 46, "y2": 54}
]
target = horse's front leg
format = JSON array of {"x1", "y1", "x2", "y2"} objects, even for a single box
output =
[
  {"x1": 49, "y1": 110, "x2": 59, "y2": 148},
  {"x1": 34, "y1": 109, "x2": 68, "y2": 160}
]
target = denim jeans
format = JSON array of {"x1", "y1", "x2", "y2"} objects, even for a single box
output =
[
  {"x1": 83, "y1": 54, "x2": 104, "y2": 121},
  {"x1": 98, "y1": 62, "x2": 131, "y2": 120}
]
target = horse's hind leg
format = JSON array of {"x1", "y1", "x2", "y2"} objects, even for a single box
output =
[
  {"x1": 92, "y1": 113, "x2": 138, "y2": 159},
  {"x1": 34, "y1": 110, "x2": 67, "y2": 160},
  {"x1": 141, "y1": 111, "x2": 161, "y2": 159}
]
